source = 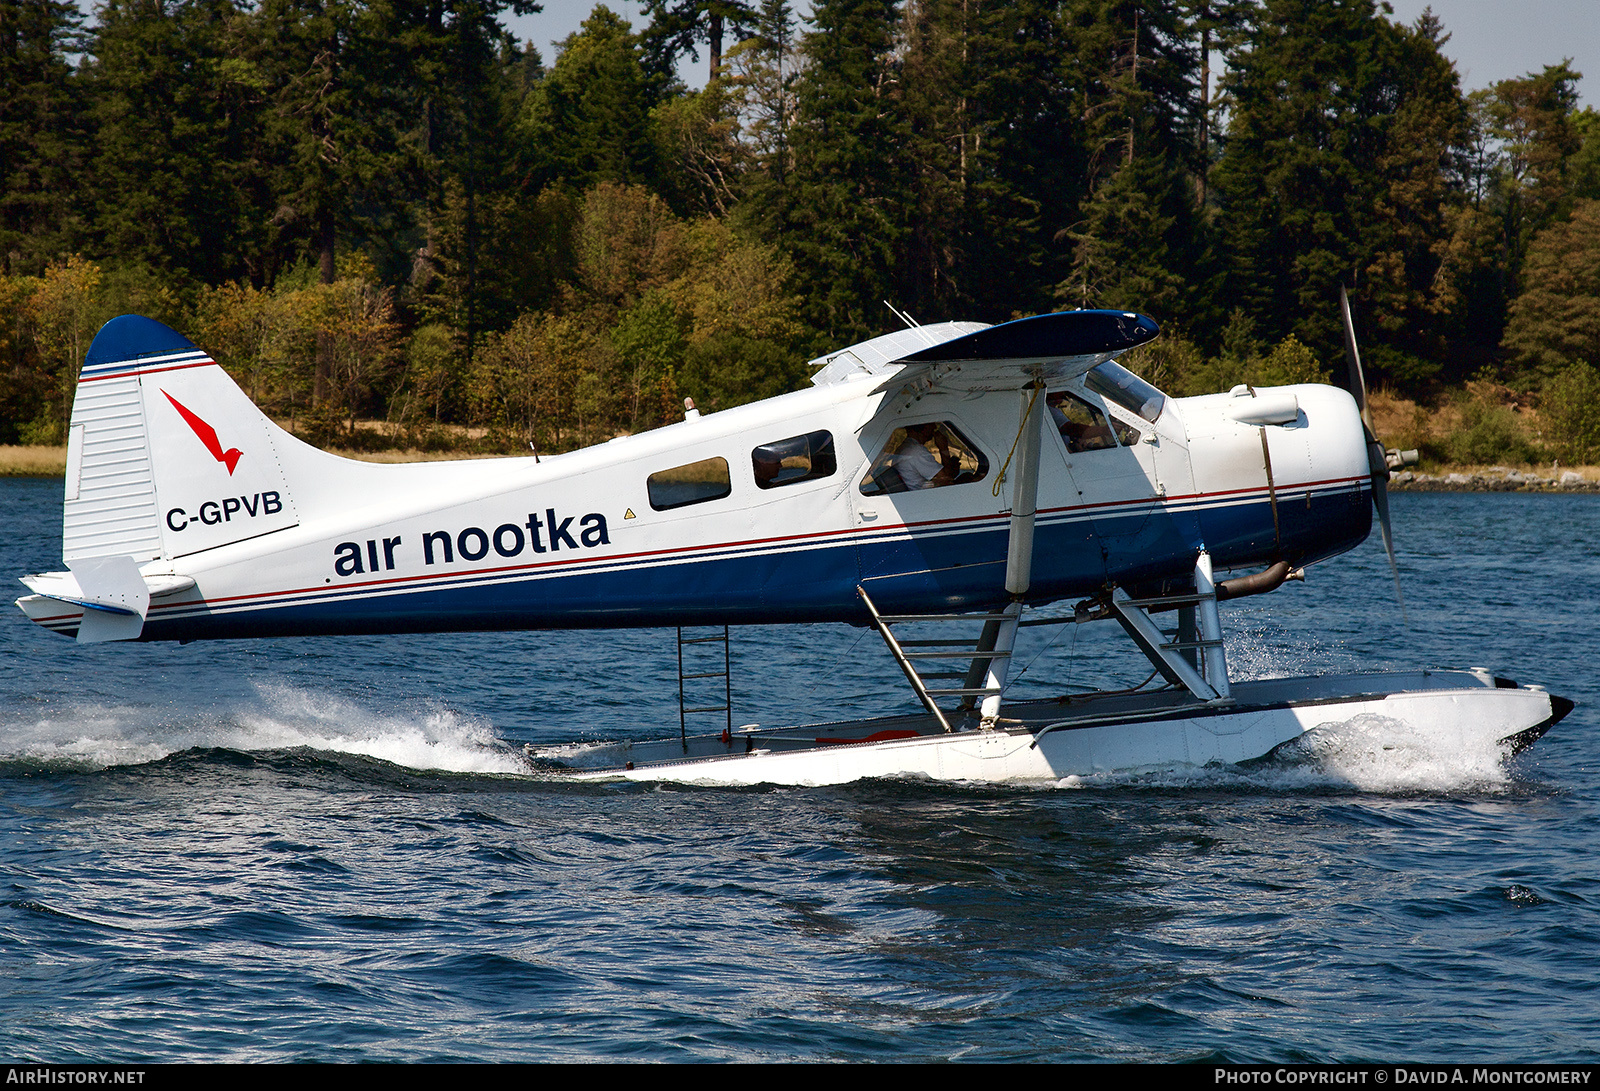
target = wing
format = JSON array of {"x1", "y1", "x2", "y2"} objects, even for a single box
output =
[{"x1": 880, "y1": 309, "x2": 1161, "y2": 394}]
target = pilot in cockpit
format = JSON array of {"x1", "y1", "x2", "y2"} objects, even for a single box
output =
[{"x1": 895, "y1": 422, "x2": 960, "y2": 489}]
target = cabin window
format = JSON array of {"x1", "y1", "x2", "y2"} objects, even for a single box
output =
[
  {"x1": 648, "y1": 456, "x2": 732, "y2": 511},
  {"x1": 859, "y1": 421, "x2": 988, "y2": 495},
  {"x1": 752, "y1": 430, "x2": 837, "y2": 490},
  {"x1": 1085, "y1": 361, "x2": 1166, "y2": 423}
]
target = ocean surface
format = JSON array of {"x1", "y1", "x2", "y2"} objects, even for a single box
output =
[{"x1": 1, "y1": 474, "x2": 1597, "y2": 1063}]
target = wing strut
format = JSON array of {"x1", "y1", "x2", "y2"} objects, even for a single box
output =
[{"x1": 975, "y1": 384, "x2": 1048, "y2": 728}]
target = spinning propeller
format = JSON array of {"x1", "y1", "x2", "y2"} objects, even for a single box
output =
[{"x1": 1338, "y1": 287, "x2": 1408, "y2": 621}]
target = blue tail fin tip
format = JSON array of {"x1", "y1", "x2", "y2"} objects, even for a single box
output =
[{"x1": 84, "y1": 315, "x2": 197, "y2": 369}]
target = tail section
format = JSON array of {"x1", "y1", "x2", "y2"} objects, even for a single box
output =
[
  {"x1": 25, "y1": 315, "x2": 302, "y2": 641},
  {"x1": 65, "y1": 314, "x2": 300, "y2": 564}
]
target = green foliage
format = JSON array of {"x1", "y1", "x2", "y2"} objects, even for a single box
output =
[
  {"x1": 1115, "y1": 327, "x2": 1207, "y2": 396},
  {"x1": 641, "y1": 0, "x2": 757, "y2": 82},
  {"x1": 1539, "y1": 361, "x2": 1600, "y2": 463},
  {"x1": 782, "y1": 0, "x2": 906, "y2": 338},
  {"x1": 1571, "y1": 108, "x2": 1600, "y2": 201},
  {"x1": 612, "y1": 291, "x2": 687, "y2": 431},
  {"x1": 91, "y1": 0, "x2": 271, "y2": 286},
  {"x1": 21, "y1": 254, "x2": 106, "y2": 442},
  {"x1": 1209, "y1": 1, "x2": 1467, "y2": 381},
  {"x1": 1442, "y1": 382, "x2": 1543, "y2": 465},
  {"x1": 470, "y1": 311, "x2": 598, "y2": 451},
  {"x1": 397, "y1": 323, "x2": 463, "y2": 429},
  {"x1": 1, "y1": 0, "x2": 1596, "y2": 472},
  {"x1": 0, "y1": 0, "x2": 89, "y2": 273},
  {"x1": 417, "y1": 183, "x2": 579, "y2": 342},
  {"x1": 458, "y1": 182, "x2": 802, "y2": 450},
  {"x1": 1158, "y1": 333, "x2": 1331, "y2": 397},
  {"x1": 679, "y1": 331, "x2": 804, "y2": 411},
  {"x1": 651, "y1": 81, "x2": 747, "y2": 217},
  {"x1": 1362, "y1": 343, "x2": 1441, "y2": 386},
  {"x1": 1484, "y1": 63, "x2": 1583, "y2": 291},
  {"x1": 522, "y1": 8, "x2": 658, "y2": 191},
  {"x1": 1503, "y1": 198, "x2": 1600, "y2": 375}
]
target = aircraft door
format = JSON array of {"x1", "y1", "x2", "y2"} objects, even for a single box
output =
[
  {"x1": 1047, "y1": 388, "x2": 1192, "y2": 582},
  {"x1": 849, "y1": 416, "x2": 1009, "y2": 611}
]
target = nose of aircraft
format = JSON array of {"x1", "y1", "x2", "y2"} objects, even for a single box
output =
[
  {"x1": 1177, "y1": 381, "x2": 1375, "y2": 571},
  {"x1": 1296, "y1": 382, "x2": 1374, "y2": 485},
  {"x1": 1279, "y1": 382, "x2": 1377, "y2": 565}
]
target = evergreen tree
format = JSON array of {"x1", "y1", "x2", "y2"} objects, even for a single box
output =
[
  {"x1": 1057, "y1": 0, "x2": 1206, "y2": 320},
  {"x1": 90, "y1": 0, "x2": 272, "y2": 286},
  {"x1": 397, "y1": 1, "x2": 542, "y2": 358},
  {"x1": 0, "y1": 0, "x2": 89, "y2": 273},
  {"x1": 727, "y1": 0, "x2": 796, "y2": 238},
  {"x1": 1486, "y1": 63, "x2": 1582, "y2": 297},
  {"x1": 521, "y1": 7, "x2": 658, "y2": 191},
  {"x1": 1208, "y1": 0, "x2": 1468, "y2": 386},
  {"x1": 783, "y1": 0, "x2": 908, "y2": 339},
  {"x1": 254, "y1": 0, "x2": 400, "y2": 290},
  {"x1": 1503, "y1": 197, "x2": 1600, "y2": 376},
  {"x1": 893, "y1": 0, "x2": 1086, "y2": 322},
  {"x1": 642, "y1": 0, "x2": 755, "y2": 83}
]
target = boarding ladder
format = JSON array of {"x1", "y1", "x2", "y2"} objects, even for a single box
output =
[
  {"x1": 676, "y1": 625, "x2": 732, "y2": 749},
  {"x1": 856, "y1": 586, "x2": 1021, "y2": 734}
]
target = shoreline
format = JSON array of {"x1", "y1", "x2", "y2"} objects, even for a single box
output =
[
  {"x1": 6, "y1": 444, "x2": 1599, "y2": 493},
  {"x1": 0, "y1": 444, "x2": 497, "y2": 476},
  {"x1": 1389, "y1": 466, "x2": 1600, "y2": 492}
]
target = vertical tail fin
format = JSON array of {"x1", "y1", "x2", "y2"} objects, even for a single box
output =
[{"x1": 64, "y1": 314, "x2": 300, "y2": 565}]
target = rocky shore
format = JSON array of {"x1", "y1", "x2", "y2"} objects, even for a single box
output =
[{"x1": 1391, "y1": 466, "x2": 1600, "y2": 492}]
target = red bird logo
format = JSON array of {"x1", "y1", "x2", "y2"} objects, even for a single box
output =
[{"x1": 163, "y1": 391, "x2": 243, "y2": 475}]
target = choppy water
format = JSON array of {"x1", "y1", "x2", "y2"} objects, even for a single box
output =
[{"x1": 2, "y1": 475, "x2": 1597, "y2": 1062}]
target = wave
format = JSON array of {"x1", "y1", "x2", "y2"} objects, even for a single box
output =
[{"x1": 0, "y1": 680, "x2": 529, "y2": 775}]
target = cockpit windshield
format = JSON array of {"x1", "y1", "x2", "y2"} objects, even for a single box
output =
[{"x1": 1085, "y1": 361, "x2": 1166, "y2": 423}]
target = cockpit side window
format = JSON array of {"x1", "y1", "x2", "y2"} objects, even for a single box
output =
[
  {"x1": 1085, "y1": 361, "x2": 1166, "y2": 423},
  {"x1": 859, "y1": 421, "x2": 988, "y2": 495},
  {"x1": 648, "y1": 456, "x2": 732, "y2": 511},
  {"x1": 751, "y1": 430, "x2": 836, "y2": 490},
  {"x1": 1049, "y1": 390, "x2": 1143, "y2": 450},
  {"x1": 1047, "y1": 392, "x2": 1119, "y2": 453}
]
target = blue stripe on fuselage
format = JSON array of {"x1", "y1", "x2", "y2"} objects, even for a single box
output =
[{"x1": 137, "y1": 488, "x2": 1370, "y2": 640}]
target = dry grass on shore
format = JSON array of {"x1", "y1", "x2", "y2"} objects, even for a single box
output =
[
  {"x1": 0, "y1": 443, "x2": 520, "y2": 476},
  {"x1": 0, "y1": 445, "x2": 68, "y2": 476}
]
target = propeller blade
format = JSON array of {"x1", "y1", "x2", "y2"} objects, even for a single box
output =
[
  {"x1": 1367, "y1": 431, "x2": 1408, "y2": 625},
  {"x1": 1341, "y1": 287, "x2": 1406, "y2": 623},
  {"x1": 1339, "y1": 286, "x2": 1372, "y2": 432}
]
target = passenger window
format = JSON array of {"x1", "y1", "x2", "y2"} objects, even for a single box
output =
[
  {"x1": 752, "y1": 430, "x2": 836, "y2": 490},
  {"x1": 648, "y1": 456, "x2": 732, "y2": 511},
  {"x1": 860, "y1": 421, "x2": 988, "y2": 495}
]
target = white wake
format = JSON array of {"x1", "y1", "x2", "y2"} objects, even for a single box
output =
[{"x1": 0, "y1": 680, "x2": 528, "y2": 775}]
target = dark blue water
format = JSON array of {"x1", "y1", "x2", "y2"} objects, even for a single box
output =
[{"x1": 2, "y1": 475, "x2": 1596, "y2": 1062}]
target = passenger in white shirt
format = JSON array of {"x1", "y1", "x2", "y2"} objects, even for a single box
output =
[{"x1": 895, "y1": 423, "x2": 958, "y2": 489}]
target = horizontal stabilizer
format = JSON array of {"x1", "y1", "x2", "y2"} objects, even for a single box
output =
[{"x1": 65, "y1": 555, "x2": 149, "y2": 642}]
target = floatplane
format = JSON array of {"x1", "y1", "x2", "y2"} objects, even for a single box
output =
[{"x1": 15, "y1": 295, "x2": 1571, "y2": 785}]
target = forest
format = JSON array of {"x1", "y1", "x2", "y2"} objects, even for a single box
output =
[{"x1": 3, "y1": 0, "x2": 1599, "y2": 464}]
